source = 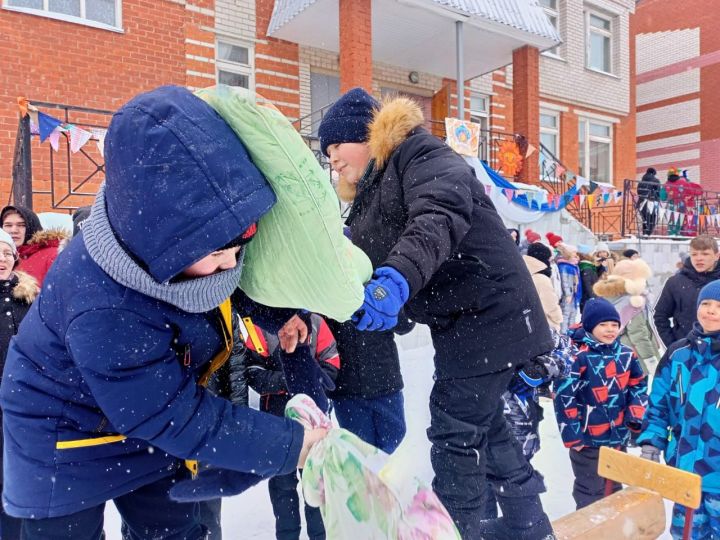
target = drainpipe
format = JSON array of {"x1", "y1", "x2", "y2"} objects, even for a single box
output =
[{"x1": 456, "y1": 20, "x2": 464, "y2": 119}]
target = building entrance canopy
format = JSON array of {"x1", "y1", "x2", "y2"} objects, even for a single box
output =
[{"x1": 268, "y1": 0, "x2": 561, "y2": 80}]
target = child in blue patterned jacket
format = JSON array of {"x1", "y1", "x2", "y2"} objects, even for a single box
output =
[
  {"x1": 554, "y1": 298, "x2": 648, "y2": 509},
  {"x1": 639, "y1": 279, "x2": 720, "y2": 539}
]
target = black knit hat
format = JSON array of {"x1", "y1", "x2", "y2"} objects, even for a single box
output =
[
  {"x1": 318, "y1": 87, "x2": 379, "y2": 157},
  {"x1": 527, "y1": 242, "x2": 552, "y2": 268}
]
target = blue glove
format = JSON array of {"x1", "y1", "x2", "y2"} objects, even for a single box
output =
[
  {"x1": 352, "y1": 266, "x2": 410, "y2": 332},
  {"x1": 169, "y1": 468, "x2": 264, "y2": 502}
]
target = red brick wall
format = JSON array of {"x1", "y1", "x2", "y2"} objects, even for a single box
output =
[
  {"x1": 512, "y1": 46, "x2": 539, "y2": 184},
  {"x1": 0, "y1": 1, "x2": 213, "y2": 212},
  {"x1": 339, "y1": 0, "x2": 372, "y2": 92},
  {"x1": 634, "y1": 0, "x2": 720, "y2": 190},
  {"x1": 255, "y1": 0, "x2": 300, "y2": 120}
]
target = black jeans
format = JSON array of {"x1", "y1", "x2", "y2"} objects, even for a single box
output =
[
  {"x1": 268, "y1": 471, "x2": 325, "y2": 540},
  {"x1": 428, "y1": 368, "x2": 545, "y2": 535},
  {"x1": 20, "y1": 472, "x2": 205, "y2": 540},
  {"x1": 569, "y1": 446, "x2": 622, "y2": 509}
]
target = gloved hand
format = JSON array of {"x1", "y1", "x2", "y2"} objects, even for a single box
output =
[
  {"x1": 352, "y1": 266, "x2": 410, "y2": 332},
  {"x1": 640, "y1": 444, "x2": 661, "y2": 463},
  {"x1": 508, "y1": 373, "x2": 535, "y2": 403},
  {"x1": 170, "y1": 468, "x2": 264, "y2": 502},
  {"x1": 518, "y1": 359, "x2": 549, "y2": 388},
  {"x1": 281, "y1": 347, "x2": 335, "y2": 414}
]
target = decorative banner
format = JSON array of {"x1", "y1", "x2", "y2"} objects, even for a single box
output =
[
  {"x1": 525, "y1": 143, "x2": 537, "y2": 158},
  {"x1": 580, "y1": 194, "x2": 587, "y2": 207},
  {"x1": 38, "y1": 111, "x2": 62, "y2": 142},
  {"x1": 587, "y1": 194, "x2": 595, "y2": 206},
  {"x1": 503, "y1": 188, "x2": 515, "y2": 203},
  {"x1": 444, "y1": 118, "x2": 480, "y2": 157},
  {"x1": 497, "y1": 140, "x2": 523, "y2": 177}
]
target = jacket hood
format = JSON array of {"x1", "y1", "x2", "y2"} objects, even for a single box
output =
[
  {"x1": 0, "y1": 205, "x2": 42, "y2": 245},
  {"x1": 26, "y1": 229, "x2": 69, "y2": 249},
  {"x1": 680, "y1": 257, "x2": 720, "y2": 284},
  {"x1": 9, "y1": 271, "x2": 39, "y2": 304},
  {"x1": 103, "y1": 85, "x2": 276, "y2": 283},
  {"x1": 368, "y1": 96, "x2": 424, "y2": 169},
  {"x1": 523, "y1": 254, "x2": 547, "y2": 275},
  {"x1": 593, "y1": 276, "x2": 627, "y2": 298}
]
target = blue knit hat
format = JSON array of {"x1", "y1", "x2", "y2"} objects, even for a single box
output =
[
  {"x1": 582, "y1": 298, "x2": 621, "y2": 333},
  {"x1": 318, "y1": 87, "x2": 379, "y2": 157},
  {"x1": 698, "y1": 280, "x2": 720, "y2": 307}
]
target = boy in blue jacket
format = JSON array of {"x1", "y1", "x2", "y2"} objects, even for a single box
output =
[
  {"x1": 554, "y1": 298, "x2": 648, "y2": 509},
  {"x1": 639, "y1": 280, "x2": 720, "y2": 539},
  {"x1": 0, "y1": 87, "x2": 326, "y2": 539}
]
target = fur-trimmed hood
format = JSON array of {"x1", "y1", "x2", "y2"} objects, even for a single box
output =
[
  {"x1": 27, "y1": 229, "x2": 69, "y2": 248},
  {"x1": 368, "y1": 96, "x2": 425, "y2": 169},
  {"x1": 9, "y1": 270, "x2": 39, "y2": 304},
  {"x1": 593, "y1": 275, "x2": 648, "y2": 308}
]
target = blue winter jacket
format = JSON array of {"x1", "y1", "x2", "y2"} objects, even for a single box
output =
[
  {"x1": 639, "y1": 324, "x2": 720, "y2": 493},
  {"x1": 0, "y1": 86, "x2": 305, "y2": 519},
  {"x1": 554, "y1": 329, "x2": 648, "y2": 449}
]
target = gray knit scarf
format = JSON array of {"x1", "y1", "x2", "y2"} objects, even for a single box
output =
[{"x1": 84, "y1": 184, "x2": 243, "y2": 313}]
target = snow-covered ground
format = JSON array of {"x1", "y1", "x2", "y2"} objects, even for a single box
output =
[{"x1": 105, "y1": 326, "x2": 672, "y2": 539}]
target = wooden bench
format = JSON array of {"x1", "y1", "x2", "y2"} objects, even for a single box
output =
[{"x1": 552, "y1": 447, "x2": 702, "y2": 539}]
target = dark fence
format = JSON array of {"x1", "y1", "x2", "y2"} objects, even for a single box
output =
[
  {"x1": 11, "y1": 101, "x2": 113, "y2": 211},
  {"x1": 621, "y1": 178, "x2": 720, "y2": 238}
]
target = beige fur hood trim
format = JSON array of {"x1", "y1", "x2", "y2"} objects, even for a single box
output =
[
  {"x1": 368, "y1": 96, "x2": 425, "y2": 168},
  {"x1": 12, "y1": 270, "x2": 39, "y2": 304}
]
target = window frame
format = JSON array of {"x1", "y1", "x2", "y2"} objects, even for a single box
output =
[
  {"x1": 585, "y1": 8, "x2": 613, "y2": 75},
  {"x1": 578, "y1": 117, "x2": 613, "y2": 184},
  {"x1": 539, "y1": 0, "x2": 561, "y2": 58},
  {"x1": 539, "y1": 109, "x2": 560, "y2": 159},
  {"x1": 469, "y1": 92, "x2": 490, "y2": 161},
  {"x1": 216, "y1": 38, "x2": 255, "y2": 92},
  {"x1": 2, "y1": 0, "x2": 123, "y2": 32}
]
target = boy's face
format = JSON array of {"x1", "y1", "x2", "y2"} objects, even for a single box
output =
[
  {"x1": 592, "y1": 321, "x2": 620, "y2": 344},
  {"x1": 689, "y1": 248, "x2": 719, "y2": 273},
  {"x1": 698, "y1": 299, "x2": 720, "y2": 333},
  {"x1": 181, "y1": 247, "x2": 241, "y2": 278},
  {"x1": 2, "y1": 212, "x2": 26, "y2": 247},
  {"x1": 327, "y1": 143, "x2": 371, "y2": 186}
]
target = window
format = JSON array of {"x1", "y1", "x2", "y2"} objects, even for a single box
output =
[
  {"x1": 4, "y1": 0, "x2": 120, "y2": 29},
  {"x1": 469, "y1": 93, "x2": 490, "y2": 161},
  {"x1": 310, "y1": 72, "x2": 340, "y2": 136},
  {"x1": 586, "y1": 10, "x2": 612, "y2": 73},
  {"x1": 539, "y1": 111, "x2": 560, "y2": 176},
  {"x1": 578, "y1": 119, "x2": 612, "y2": 183},
  {"x1": 216, "y1": 40, "x2": 253, "y2": 91},
  {"x1": 539, "y1": 0, "x2": 560, "y2": 56}
]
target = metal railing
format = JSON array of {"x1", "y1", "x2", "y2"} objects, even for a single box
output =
[
  {"x1": 621, "y1": 178, "x2": 720, "y2": 238},
  {"x1": 10, "y1": 101, "x2": 113, "y2": 211}
]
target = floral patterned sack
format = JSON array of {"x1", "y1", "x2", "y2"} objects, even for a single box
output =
[{"x1": 286, "y1": 395, "x2": 461, "y2": 540}]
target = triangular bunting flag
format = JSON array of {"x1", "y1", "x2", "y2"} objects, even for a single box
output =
[
  {"x1": 580, "y1": 194, "x2": 587, "y2": 207},
  {"x1": 38, "y1": 111, "x2": 62, "y2": 142},
  {"x1": 603, "y1": 193, "x2": 610, "y2": 204},
  {"x1": 526, "y1": 191, "x2": 535, "y2": 207},
  {"x1": 556, "y1": 165, "x2": 566, "y2": 177},
  {"x1": 587, "y1": 194, "x2": 595, "y2": 206},
  {"x1": 525, "y1": 144, "x2": 537, "y2": 158},
  {"x1": 66, "y1": 124, "x2": 92, "y2": 153},
  {"x1": 504, "y1": 188, "x2": 514, "y2": 203},
  {"x1": 484, "y1": 184, "x2": 492, "y2": 196},
  {"x1": 91, "y1": 128, "x2": 107, "y2": 157},
  {"x1": 47, "y1": 127, "x2": 63, "y2": 152}
]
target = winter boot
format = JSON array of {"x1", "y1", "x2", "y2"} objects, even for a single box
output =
[{"x1": 474, "y1": 471, "x2": 554, "y2": 540}]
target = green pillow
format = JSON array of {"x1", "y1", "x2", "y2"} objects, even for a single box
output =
[{"x1": 196, "y1": 85, "x2": 372, "y2": 321}]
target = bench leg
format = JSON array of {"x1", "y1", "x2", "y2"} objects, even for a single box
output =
[{"x1": 682, "y1": 507, "x2": 694, "y2": 540}]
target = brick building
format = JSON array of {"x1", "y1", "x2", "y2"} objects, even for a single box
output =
[
  {"x1": 0, "y1": 0, "x2": 636, "y2": 212},
  {"x1": 633, "y1": 0, "x2": 720, "y2": 191}
]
